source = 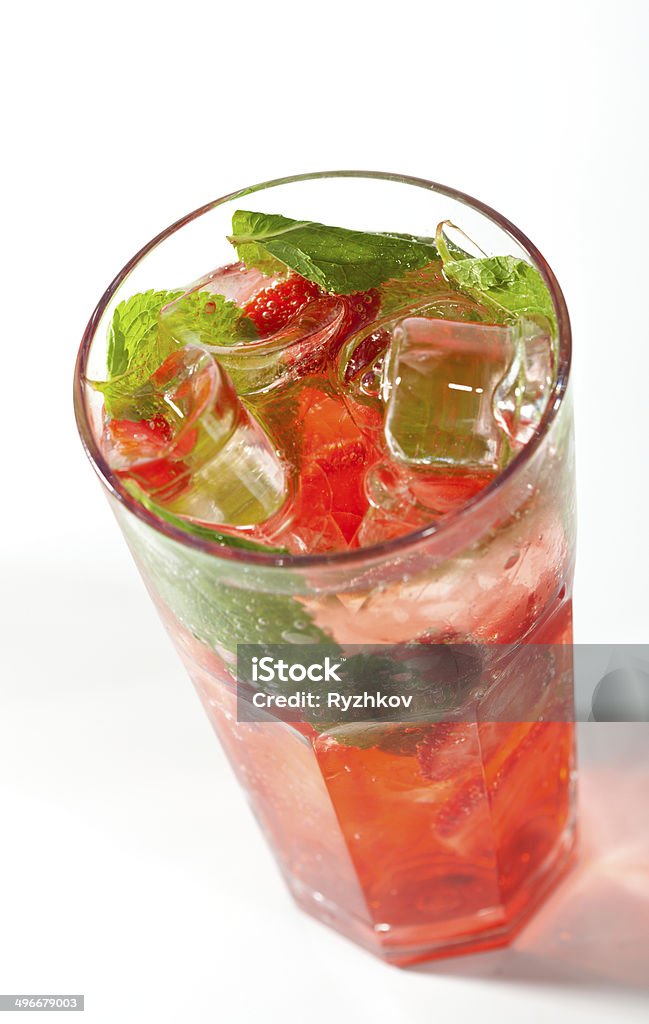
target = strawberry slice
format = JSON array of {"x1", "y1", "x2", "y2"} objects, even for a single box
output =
[
  {"x1": 107, "y1": 413, "x2": 196, "y2": 504},
  {"x1": 106, "y1": 414, "x2": 173, "y2": 462},
  {"x1": 107, "y1": 414, "x2": 198, "y2": 461},
  {"x1": 120, "y1": 457, "x2": 190, "y2": 502},
  {"x1": 145, "y1": 414, "x2": 173, "y2": 443},
  {"x1": 317, "y1": 439, "x2": 370, "y2": 521},
  {"x1": 298, "y1": 389, "x2": 376, "y2": 529}
]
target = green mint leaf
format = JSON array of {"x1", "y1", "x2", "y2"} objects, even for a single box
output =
[
  {"x1": 444, "y1": 256, "x2": 556, "y2": 329},
  {"x1": 161, "y1": 289, "x2": 258, "y2": 347},
  {"x1": 105, "y1": 289, "x2": 182, "y2": 378},
  {"x1": 436, "y1": 226, "x2": 556, "y2": 332},
  {"x1": 124, "y1": 505, "x2": 480, "y2": 752},
  {"x1": 95, "y1": 289, "x2": 183, "y2": 418},
  {"x1": 94, "y1": 289, "x2": 257, "y2": 419},
  {"x1": 379, "y1": 262, "x2": 445, "y2": 315},
  {"x1": 120, "y1": 511, "x2": 329, "y2": 655},
  {"x1": 228, "y1": 210, "x2": 440, "y2": 294},
  {"x1": 123, "y1": 480, "x2": 288, "y2": 554}
]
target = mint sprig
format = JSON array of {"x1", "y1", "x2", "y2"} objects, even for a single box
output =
[
  {"x1": 436, "y1": 222, "x2": 557, "y2": 332},
  {"x1": 228, "y1": 210, "x2": 440, "y2": 295}
]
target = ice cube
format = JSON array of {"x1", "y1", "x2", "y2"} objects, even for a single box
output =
[
  {"x1": 161, "y1": 287, "x2": 346, "y2": 398},
  {"x1": 333, "y1": 289, "x2": 496, "y2": 446},
  {"x1": 493, "y1": 319, "x2": 555, "y2": 448},
  {"x1": 183, "y1": 261, "x2": 279, "y2": 307},
  {"x1": 382, "y1": 316, "x2": 553, "y2": 472},
  {"x1": 103, "y1": 346, "x2": 287, "y2": 528},
  {"x1": 222, "y1": 296, "x2": 347, "y2": 396},
  {"x1": 354, "y1": 462, "x2": 430, "y2": 547},
  {"x1": 354, "y1": 460, "x2": 494, "y2": 547},
  {"x1": 334, "y1": 326, "x2": 391, "y2": 444}
]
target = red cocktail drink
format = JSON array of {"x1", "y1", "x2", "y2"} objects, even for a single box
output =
[{"x1": 75, "y1": 172, "x2": 575, "y2": 964}]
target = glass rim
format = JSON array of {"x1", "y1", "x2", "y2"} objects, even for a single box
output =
[{"x1": 73, "y1": 169, "x2": 572, "y2": 570}]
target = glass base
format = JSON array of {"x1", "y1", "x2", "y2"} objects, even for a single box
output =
[{"x1": 287, "y1": 820, "x2": 578, "y2": 967}]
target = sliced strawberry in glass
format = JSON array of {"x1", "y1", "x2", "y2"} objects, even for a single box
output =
[{"x1": 120, "y1": 457, "x2": 191, "y2": 503}]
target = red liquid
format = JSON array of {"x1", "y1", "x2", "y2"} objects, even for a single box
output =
[
  {"x1": 242, "y1": 369, "x2": 498, "y2": 554},
  {"x1": 170, "y1": 588, "x2": 575, "y2": 965},
  {"x1": 115, "y1": 273, "x2": 576, "y2": 965}
]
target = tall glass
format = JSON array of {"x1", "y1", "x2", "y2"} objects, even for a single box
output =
[{"x1": 74, "y1": 172, "x2": 576, "y2": 965}]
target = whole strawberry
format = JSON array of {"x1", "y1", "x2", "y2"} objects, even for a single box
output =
[
  {"x1": 243, "y1": 276, "x2": 323, "y2": 336},
  {"x1": 244, "y1": 273, "x2": 380, "y2": 344}
]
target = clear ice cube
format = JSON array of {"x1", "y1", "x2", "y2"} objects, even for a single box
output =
[
  {"x1": 160, "y1": 287, "x2": 346, "y2": 398},
  {"x1": 103, "y1": 346, "x2": 287, "y2": 528},
  {"x1": 355, "y1": 460, "x2": 492, "y2": 547},
  {"x1": 219, "y1": 297, "x2": 347, "y2": 397},
  {"x1": 382, "y1": 316, "x2": 553, "y2": 472},
  {"x1": 333, "y1": 289, "x2": 497, "y2": 448},
  {"x1": 188, "y1": 261, "x2": 279, "y2": 307},
  {"x1": 493, "y1": 319, "x2": 556, "y2": 448},
  {"x1": 335, "y1": 326, "x2": 391, "y2": 444}
]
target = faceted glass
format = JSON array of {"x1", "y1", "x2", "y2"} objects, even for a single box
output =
[{"x1": 74, "y1": 172, "x2": 576, "y2": 965}]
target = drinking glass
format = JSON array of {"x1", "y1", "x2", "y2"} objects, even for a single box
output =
[{"x1": 74, "y1": 171, "x2": 576, "y2": 965}]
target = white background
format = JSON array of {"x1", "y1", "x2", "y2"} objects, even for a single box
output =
[{"x1": 2, "y1": 1, "x2": 648, "y2": 1022}]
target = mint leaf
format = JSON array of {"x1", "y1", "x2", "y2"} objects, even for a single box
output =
[
  {"x1": 161, "y1": 289, "x2": 258, "y2": 346},
  {"x1": 106, "y1": 288, "x2": 182, "y2": 376},
  {"x1": 228, "y1": 210, "x2": 440, "y2": 294},
  {"x1": 379, "y1": 262, "x2": 445, "y2": 315},
  {"x1": 94, "y1": 289, "x2": 257, "y2": 419},
  {"x1": 95, "y1": 289, "x2": 183, "y2": 418},
  {"x1": 444, "y1": 257, "x2": 556, "y2": 329},
  {"x1": 123, "y1": 480, "x2": 288, "y2": 554},
  {"x1": 120, "y1": 511, "x2": 329, "y2": 655},
  {"x1": 123, "y1": 507, "x2": 479, "y2": 753},
  {"x1": 106, "y1": 289, "x2": 181, "y2": 378},
  {"x1": 436, "y1": 227, "x2": 556, "y2": 332}
]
